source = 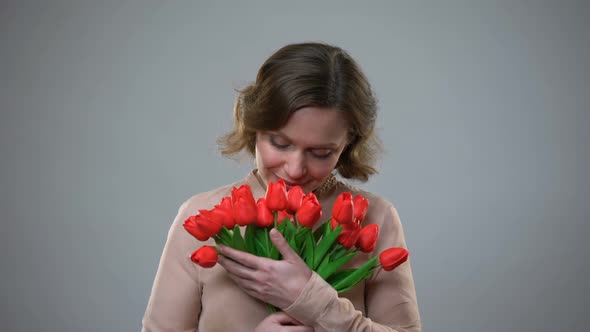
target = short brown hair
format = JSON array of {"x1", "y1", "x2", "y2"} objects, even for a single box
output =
[{"x1": 218, "y1": 42, "x2": 381, "y2": 182}]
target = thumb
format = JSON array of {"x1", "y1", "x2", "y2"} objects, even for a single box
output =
[
  {"x1": 269, "y1": 311, "x2": 302, "y2": 325},
  {"x1": 270, "y1": 228, "x2": 299, "y2": 261}
]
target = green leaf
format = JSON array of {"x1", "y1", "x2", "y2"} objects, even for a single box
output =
[
  {"x1": 326, "y1": 269, "x2": 356, "y2": 286},
  {"x1": 284, "y1": 219, "x2": 298, "y2": 253},
  {"x1": 332, "y1": 256, "x2": 379, "y2": 292},
  {"x1": 219, "y1": 227, "x2": 233, "y2": 246},
  {"x1": 268, "y1": 225, "x2": 280, "y2": 260},
  {"x1": 232, "y1": 225, "x2": 245, "y2": 251},
  {"x1": 317, "y1": 252, "x2": 356, "y2": 280},
  {"x1": 332, "y1": 246, "x2": 349, "y2": 261},
  {"x1": 277, "y1": 219, "x2": 288, "y2": 233},
  {"x1": 279, "y1": 216, "x2": 292, "y2": 226},
  {"x1": 334, "y1": 284, "x2": 356, "y2": 293},
  {"x1": 284, "y1": 219, "x2": 295, "y2": 238},
  {"x1": 295, "y1": 227, "x2": 310, "y2": 256},
  {"x1": 254, "y1": 227, "x2": 268, "y2": 257},
  {"x1": 303, "y1": 230, "x2": 315, "y2": 269},
  {"x1": 269, "y1": 244, "x2": 280, "y2": 260},
  {"x1": 313, "y1": 223, "x2": 342, "y2": 269},
  {"x1": 244, "y1": 224, "x2": 256, "y2": 255},
  {"x1": 313, "y1": 220, "x2": 328, "y2": 242},
  {"x1": 288, "y1": 236, "x2": 298, "y2": 254},
  {"x1": 266, "y1": 303, "x2": 279, "y2": 314},
  {"x1": 254, "y1": 237, "x2": 267, "y2": 257}
]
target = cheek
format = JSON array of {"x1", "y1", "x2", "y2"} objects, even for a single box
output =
[
  {"x1": 256, "y1": 143, "x2": 283, "y2": 169},
  {"x1": 307, "y1": 160, "x2": 338, "y2": 179}
]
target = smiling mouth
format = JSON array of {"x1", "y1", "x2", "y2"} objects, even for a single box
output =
[{"x1": 275, "y1": 176, "x2": 306, "y2": 188}]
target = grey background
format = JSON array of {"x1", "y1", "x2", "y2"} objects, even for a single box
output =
[{"x1": 1, "y1": 1, "x2": 588, "y2": 331}]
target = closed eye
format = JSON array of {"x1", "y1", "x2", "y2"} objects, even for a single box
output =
[
  {"x1": 270, "y1": 136, "x2": 290, "y2": 150},
  {"x1": 310, "y1": 150, "x2": 333, "y2": 159}
]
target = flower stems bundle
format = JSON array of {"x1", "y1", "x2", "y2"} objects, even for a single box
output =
[{"x1": 184, "y1": 180, "x2": 409, "y2": 295}]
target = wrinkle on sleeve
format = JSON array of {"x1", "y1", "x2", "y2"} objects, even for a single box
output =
[{"x1": 284, "y1": 201, "x2": 421, "y2": 332}]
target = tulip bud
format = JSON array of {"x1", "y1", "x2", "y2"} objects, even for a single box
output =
[
  {"x1": 266, "y1": 179, "x2": 288, "y2": 211},
  {"x1": 183, "y1": 215, "x2": 209, "y2": 241},
  {"x1": 231, "y1": 185, "x2": 258, "y2": 226},
  {"x1": 256, "y1": 198, "x2": 274, "y2": 227},
  {"x1": 336, "y1": 221, "x2": 361, "y2": 248},
  {"x1": 213, "y1": 197, "x2": 235, "y2": 229},
  {"x1": 379, "y1": 247, "x2": 409, "y2": 271},
  {"x1": 190, "y1": 245, "x2": 218, "y2": 268},
  {"x1": 276, "y1": 210, "x2": 293, "y2": 225},
  {"x1": 286, "y1": 186, "x2": 305, "y2": 214},
  {"x1": 183, "y1": 212, "x2": 223, "y2": 241},
  {"x1": 332, "y1": 192, "x2": 354, "y2": 224},
  {"x1": 356, "y1": 224, "x2": 379, "y2": 253},
  {"x1": 353, "y1": 195, "x2": 369, "y2": 223},
  {"x1": 296, "y1": 192, "x2": 322, "y2": 228},
  {"x1": 198, "y1": 209, "x2": 224, "y2": 236}
]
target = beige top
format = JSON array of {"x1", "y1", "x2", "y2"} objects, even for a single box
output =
[{"x1": 142, "y1": 171, "x2": 421, "y2": 331}]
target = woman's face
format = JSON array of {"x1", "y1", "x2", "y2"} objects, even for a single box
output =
[{"x1": 255, "y1": 106, "x2": 350, "y2": 193}]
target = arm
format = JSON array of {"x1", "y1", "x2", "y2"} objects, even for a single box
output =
[
  {"x1": 283, "y1": 204, "x2": 421, "y2": 332},
  {"x1": 142, "y1": 200, "x2": 203, "y2": 332}
]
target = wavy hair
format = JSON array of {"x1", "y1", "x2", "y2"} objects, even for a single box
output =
[{"x1": 218, "y1": 42, "x2": 381, "y2": 182}]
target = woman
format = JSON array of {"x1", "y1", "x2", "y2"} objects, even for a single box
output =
[{"x1": 142, "y1": 42, "x2": 421, "y2": 331}]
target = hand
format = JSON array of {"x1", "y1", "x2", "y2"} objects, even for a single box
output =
[
  {"x1": 255, "y1": 312, "x2": 314, "y2": 332},
  {"x1": 217, "y1": 228, "x2": 312, "y2": 309}
]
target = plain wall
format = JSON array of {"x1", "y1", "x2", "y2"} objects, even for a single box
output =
[{"x1": 1, "y1": 1, "x2": 588, "y2": 331}]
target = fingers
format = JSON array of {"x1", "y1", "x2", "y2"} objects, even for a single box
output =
[
  {"x1": 268, "y1": 312, "x2": 313, "y2": 331},
  {"x1": 217, "y1": 254, "x2": 256, "y2": 280},
  {"x1": 255, "y1": 312, "x2": 313, "y2": 332},
  {"x1": 289, "y1": 327, "x2": 314, "y2": 332},
  {"x1": 224, "y1": 271, "x2": 258, "y2": 295},
  {"x1": 218, "y1": 244, "x2": 259, "y2": 269},
  {"x1": 269, "y1": 311, "x2": 297, "y2": 324},
  {"x1": 269, "y1": 228, "x2": 299, "y2": 261}
]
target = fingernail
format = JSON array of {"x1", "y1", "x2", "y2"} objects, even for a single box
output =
[{"x1": 270, "y1": 229, "x2": 279, "y2": 238}]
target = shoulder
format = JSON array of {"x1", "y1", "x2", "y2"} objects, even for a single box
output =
[{"x1": 176, "y1": 179, "x2": 244, "y2": 222}]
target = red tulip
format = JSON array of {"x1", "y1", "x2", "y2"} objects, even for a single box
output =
[
  {"x1": 183, "y1": 212, "x2": 223, "y2": 241},
  {"x1": 190, "y1": 245, "x2": 218, "y2": 268},
  {"x1": 265, "y1": 179, "x2": 288, "y2": 211},
  {"x1": 200, "y1": 209, "x2": 225, "y2": 235},
  {"x1": 356, "y1": 224, "x2": 379, "y2": 253},
  {"x1": 296, "y1": 193, "x2": 322, "y2": 228},
  {"x1": 379, "y1": 247, "x2": 409, "y2": 271},
  {"x1": 256, "y1": 198, "x2": 274, "y2": 227},
  {"x1": 212, "y1": 197, "x2": 235, "y2": 229},
  {"x1": 183, "y1": 215, "x2": 209, "y2": 241},
  {"x1": 276, "y1": 210, "x2": 293, "y2": 225},
  {"x1": 332, "y1": 192, "x2": 354, "y2": 224},
  {"x1": 286, "y1": 186, "x2": 305, "y2": 214},
  {"x1": 231, "y1": 185, "x2": 257, "y2": 226},
  {"x1": 353, "y1": 195, "x2": 369, "y2": 223},
  {"x1": 332, "y1": 219, "x2": 361, "y2": 248}
]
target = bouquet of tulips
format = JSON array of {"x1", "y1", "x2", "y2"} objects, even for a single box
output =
[{"x1": 183, "y1": 179, "x2": 409, "y2": 296}]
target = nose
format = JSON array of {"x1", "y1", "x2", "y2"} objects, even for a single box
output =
[{"x1": 284, "y1": 151, "x2": 307, "y2": 180}]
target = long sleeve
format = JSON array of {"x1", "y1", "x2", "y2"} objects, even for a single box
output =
[
  {"x1": 142, "y1": 200, "x2": 203, "y2": 332},
  {"x1": 283, "y1": 203, "x2": 421, "y2": 332}
]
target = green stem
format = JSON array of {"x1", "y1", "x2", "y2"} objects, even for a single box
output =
[{"x1": 266, "y1": 303, "x2": 279, "y2": 313}]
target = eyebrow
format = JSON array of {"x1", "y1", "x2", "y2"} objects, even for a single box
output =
[{"x1": 269, "y1": 132, "x2": 341, "y2": 149}]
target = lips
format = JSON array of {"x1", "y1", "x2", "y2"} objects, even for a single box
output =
[
  {"x1": 274, "y1": 175, "x2": 306, "y2": 188},
  {"x1": 283, "y1": 180, "x2": 302, "y2": 187}
]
